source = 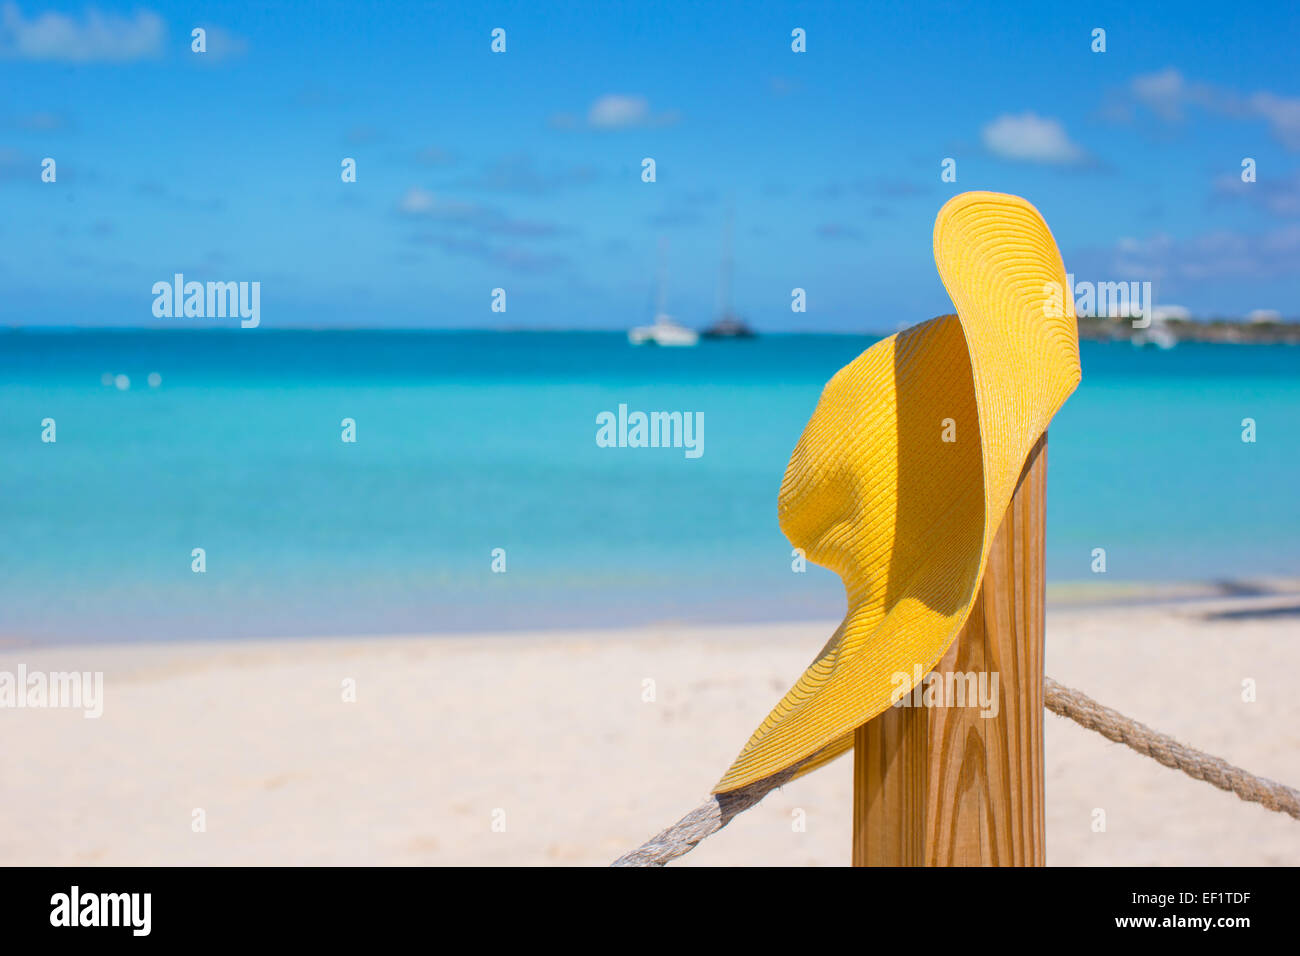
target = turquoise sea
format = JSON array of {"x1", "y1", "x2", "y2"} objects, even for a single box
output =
[{"x1": 2, "y1": 330, "x2": 1297, "y2": 644}]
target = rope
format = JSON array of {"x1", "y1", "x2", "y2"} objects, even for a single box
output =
[
  {"x1": 613, "y1": 676, "x2": 1300, "y2": 866},
  {"x1": 610, "y1": 762, "x2": 804, "y2": 867},
  {"x1": 1042, "y1": 677, "x2": 1300, "y2": 821}
]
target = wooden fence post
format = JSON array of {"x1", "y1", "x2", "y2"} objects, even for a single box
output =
[{"x1": 853, "y1": 432, "x2": 1047, "y2": 866}]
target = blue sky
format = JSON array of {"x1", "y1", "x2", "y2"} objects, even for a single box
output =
[{"x1": 3, "y1": 0, "x2": 1298, "y2": 330}]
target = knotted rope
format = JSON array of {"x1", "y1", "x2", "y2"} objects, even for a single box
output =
[{"x1": 612, "y1": 676, "x2": 1300, "y2": 866}]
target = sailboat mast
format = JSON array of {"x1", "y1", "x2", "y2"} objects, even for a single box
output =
[
  {"x1": 718, "y1": 207, "x2": 734, "y2": 316},
  {"x1": 656, "y1": 236, "x2": 668, "y2": 317}
]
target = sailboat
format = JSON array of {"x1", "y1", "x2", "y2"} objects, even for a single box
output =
[
  {"x1": 628, "y1": 238, "x2": 698, "y2": 346},
  {"x1": 701, "y1": 207, "x2": 756, "y2": 339}
]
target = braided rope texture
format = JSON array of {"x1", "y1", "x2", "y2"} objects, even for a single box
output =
[
  {"x1": 613, "y1": 677, "x2": 1300, "y2": 866},
  {"x1": 1042, "y1": 677, "x2": 1300, "y2": 821}
]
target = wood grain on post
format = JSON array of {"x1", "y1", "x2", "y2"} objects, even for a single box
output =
[{"x1": 853, "y1": 432, "x2": 1047, "y2": 866}]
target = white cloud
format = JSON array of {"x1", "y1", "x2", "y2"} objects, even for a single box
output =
[
  {"x1": 1129, "y1": 68, "x2": 1300, "y2": 151},
  {"x1": 1130, "y1": 68, "x2": 1247, "y2": 121},
  {"x1": 981, "y1": 112, "x2": 1086, "y2": 164},
  {"x1": 1131, "y1": 67, "x2": 1191, "y2": 121},
  {"x1": 1249, "y1": 91, "x2": 1300, "y2": 151},
  {"x1": 395, "y1": 188, "x2": 486, "y2": 221},
  {"x1": 1111, "y1": 226, "x2": 1300, "y2": 281},
  {"x1": 396, "y1": 187, "x2": 435, "y2": 215},
  {"x1": 583, "y1": 94, "x2": 678, "y2": 130},
  {"x1": 0, "y1": 2, "x2": 164, "y2": 61},
  {"x1": 1214, "y1": 169, "x2": 1300, "y2": 217},
  {"x1": 588, "y1": 94, "x2": 648, "y2": 129}
]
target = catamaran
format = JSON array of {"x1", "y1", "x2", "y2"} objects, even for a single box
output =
[
  {"x1": 628, "y1": 314, "x2": 699, "y2": 346},
  {"x1": 701, "y1": 208, "x2": 756, "y2": 339},
  {"x1": 628, "y1": 238, "x2": 699, "y2": 346}
]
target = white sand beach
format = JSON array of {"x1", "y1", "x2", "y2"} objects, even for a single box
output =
[{"x1": 2, "y1": 592, "x2": 1298, "y2": 866}]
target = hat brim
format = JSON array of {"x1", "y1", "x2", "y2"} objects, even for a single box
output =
[{"x1": 715, "y1": 192, "x2": 1080, "y2": 794}]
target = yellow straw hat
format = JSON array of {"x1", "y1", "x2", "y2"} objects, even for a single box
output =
[{"x1": 715, "y1": 191, "x2": 1081, "y2": 793}]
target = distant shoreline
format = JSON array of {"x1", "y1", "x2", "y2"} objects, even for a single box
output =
[
  {"x1": 1044, "y1": 576, "x2": 1300, "y2": 607},
  {"x1": 4, "y1": 321, "x2": 1300, "y2": 342},
  {"x1": 1079, "y1": 315, "x2": 1300, "y2": 345}
]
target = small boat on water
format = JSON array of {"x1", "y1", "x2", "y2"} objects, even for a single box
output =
[
  {"x1": 1131, "y1": 321, "x2": 1177, "y2": 350},
  {"x1": 700, "y1": 207, "x2": 757, "y2": 340},
  {"x1": 629, "y1": 238, "x2": 699, "y2": 347},
  {"x1": 701, "y1": 314, "x2": 756, "y2": 339},
  {"x1": 628, "y1": 314, "x2": 699, "y2": 346}
]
